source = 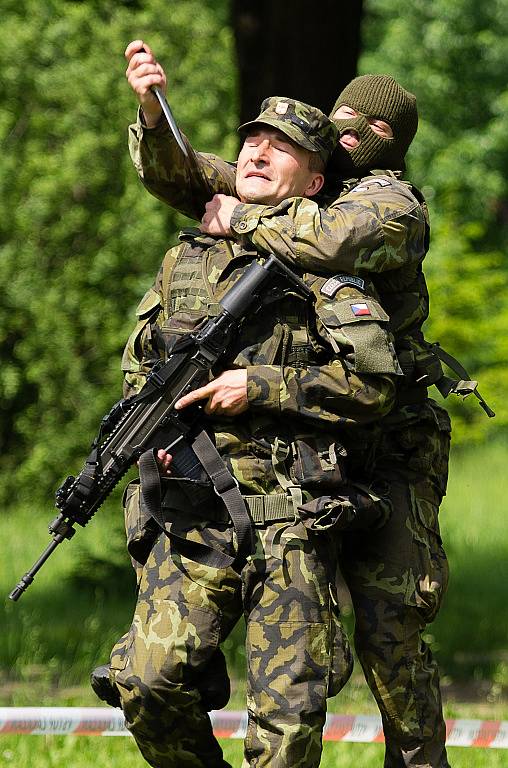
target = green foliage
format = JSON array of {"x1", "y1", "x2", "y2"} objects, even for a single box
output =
[
  {"x1": 0, "y1": 0, "x2": 237, "y2": 503},
  {"x1": 2, "y1": 0, "x2": 506, "y2": 502},
  {"x1": 362, "y1": 0, "x2": 508, "y2": 442}
]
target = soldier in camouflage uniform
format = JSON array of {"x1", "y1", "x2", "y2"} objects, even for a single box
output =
[
  {"x1": 123, "y1": 43, "x2": 467, "y2": 767},
  {"x1": 106, "y1": 96, "x2": 404, "y2": 768}
]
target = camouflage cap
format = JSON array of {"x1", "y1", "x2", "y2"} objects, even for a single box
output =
[{"x1": 238, "y1": 97, "x2": 338, "y2": 165}]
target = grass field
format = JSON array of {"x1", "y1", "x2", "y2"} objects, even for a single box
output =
[
  {"x1": 1, "y1": 735, "x2": 508, "y2": 768},
  {"x1": 1, "y1": 441, "x2": 507, "y2": 766}
]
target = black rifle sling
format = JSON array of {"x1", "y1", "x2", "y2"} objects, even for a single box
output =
[
  {"x1": 191, "y1": 429, "x2": 254, "y2": 561},
  {"x1": 138, "y1": 434, "x2": 253, "y2": 570}
]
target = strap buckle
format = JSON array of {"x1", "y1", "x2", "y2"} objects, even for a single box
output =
[{"x1": 211, "y1": 468, "x2": 240, "y2": 497}]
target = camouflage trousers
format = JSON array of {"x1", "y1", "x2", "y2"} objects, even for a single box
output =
[
  {"x1": 109, "y1": 505, "x2": 353, "y2": 768},
  {"x1": 342, "y1": 400, "x2": 452, "y2": 768}
]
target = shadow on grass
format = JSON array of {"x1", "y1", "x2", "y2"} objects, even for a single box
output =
[{"x1": 2, "y1": 563, "x2": 137, "y2": 690}]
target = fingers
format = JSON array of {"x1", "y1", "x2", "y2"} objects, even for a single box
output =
[
  {"x1": 199, "y1": 195, "x2": 239, "y2": 236},
  {"x1": 157, "y1": 449, "x2": 173, "y2": 476},
  {"x1": 125, "y1": 38, "x2": 166, "y2": 96},
  {"x1": 200, "y1": 201, "x2": 215, "y2": 232},
  {"x1": 125, "y1": 39, "x2": 148, "y2": 61},
  {"x1": 174, "y1": 382, "x2": 214, "y2": 411},
  {"x1": 200, "y1": 196, "x2": 225, "y2": 235},
  {"x1": 174, "y1": 371, "x2": 248, "y2": 416},
  {"x1": 173, "y1": 381, "x2": 231, "y2": 414}
]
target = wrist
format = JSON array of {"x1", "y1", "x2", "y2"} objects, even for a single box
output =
[{"x1": 139, "y1": 105, "x2": 165, "y2": 131}]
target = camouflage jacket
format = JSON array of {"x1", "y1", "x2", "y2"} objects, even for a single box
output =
[
  {"x1": 128, "y1": 112, "x2": 441, "y2": 393},
  {"x1": 122, "y1": 228, "x2": 399, "y2": 497}
]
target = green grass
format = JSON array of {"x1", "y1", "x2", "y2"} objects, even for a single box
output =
[
  {"x1": 1, "y1": 441, "x2": 507, "y2": 766},
  {"x1": 1, "y1": 735, "x2": 508, "y2": 767},
  {"x1": 432, "y1": 440, "x2": 508, "y2": 687}
]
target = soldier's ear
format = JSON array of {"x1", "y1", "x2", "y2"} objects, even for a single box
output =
[{"x1": 305, "y1": 173, "x2": 324, "y2": 198}]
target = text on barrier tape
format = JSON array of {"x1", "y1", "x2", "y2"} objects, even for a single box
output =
[{"x1": 0, "y1": 708, "x2": 507, "y2": 748}]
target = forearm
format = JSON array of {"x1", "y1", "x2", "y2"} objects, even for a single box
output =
[
  {"x1": 129, "y1": 110, "x2": 236, "y2": 220},
  {"x1": 246, "y1": 362, "x2": 396, "y2": 427},
  {"x1": 231, "y1": 196, "x2": 404, "y2": 275}
]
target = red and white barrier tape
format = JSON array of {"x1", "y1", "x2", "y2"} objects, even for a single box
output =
[{"x1": 0, "y1": 708, "x2": 507, "y2": 748}]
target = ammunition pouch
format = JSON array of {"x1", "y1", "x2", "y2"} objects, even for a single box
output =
[
  {"x1": 123, "y1": 480, "x2": 160, "y2": 567},
  {"x1": 270, "y1": 435, "x2": 347, "y2": 494},
  {"x1": 124, "y1": 475, "x2": 219, "y2": 568}
]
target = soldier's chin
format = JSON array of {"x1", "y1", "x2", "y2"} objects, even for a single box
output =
[{"x1": 237, "y1": 177, "x2": 274, "y2": 204}]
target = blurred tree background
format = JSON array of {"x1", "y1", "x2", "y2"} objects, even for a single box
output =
[
  {"x1": 1, "y1": 0, "x2": 507, "y2": 702},
  {"x1": 0, "y1": 0, "x2": 238, "y2": 505},
  {"x1": 362, "y1": 0, "x2": 508, "y2": 442},
  {"x1": 1, "y1": 0, "x2": 506, "y2": 508}
]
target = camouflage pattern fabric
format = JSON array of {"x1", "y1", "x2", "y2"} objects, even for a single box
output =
[
  {"x1": 126, "y1": 122, "x2": 452, "y2": 767},
  {"x1": 238, "y1": 96, "x2": 337, "y2": 163},
  {"x1": 122, "y1": 232, "x2": 399, "y2": 499},
  {"x1": 109, "y1": 507, "x2": 352, "y2": 767},
  {"x1": 341, "y1": 399, "x2": 451, "y2": 768},
  {"x1": 128, "y1": 116, "x2": 435, "y2": 391},
  {"x1": 109, "y1": 225, "x2": 400, "y2": 766},
  {"x1": 129, "y1": 112, "x2": 236, "y2": 221}
]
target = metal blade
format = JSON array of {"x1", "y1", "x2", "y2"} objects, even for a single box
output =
[{"x1": 152, "y1": 85, "x2": 189, "y2": 157}]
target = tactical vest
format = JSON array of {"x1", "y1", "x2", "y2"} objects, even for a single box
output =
[{"x1": 124, "y1": 228, "x2": 402, "y2": 511}]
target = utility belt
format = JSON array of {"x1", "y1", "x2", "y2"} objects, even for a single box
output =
[{"x1": 160, "y1": 484, "x2": 299, "y2": 527}]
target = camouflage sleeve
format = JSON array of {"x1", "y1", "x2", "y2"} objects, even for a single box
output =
[
  {"x1": 246, "y1": 362, "x2": 395, "y2": 427},
  {"x1": 230, "y1": 179, "x2": 426, "y2": 275},
  {"x1": 246, "y1": 281, "x2": 402, "y2": 427},
  {"x1": 128, "y1": 109, "x2": 236, "y2": 220}
]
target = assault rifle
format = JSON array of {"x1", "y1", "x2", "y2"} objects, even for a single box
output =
[{"x1": 9, "y1": 255, "x2": 311, "y2": 601}]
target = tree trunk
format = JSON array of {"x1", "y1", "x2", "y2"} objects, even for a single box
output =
[{"x1": 232, "y1": 1, "x2": 364, "y2": 125}]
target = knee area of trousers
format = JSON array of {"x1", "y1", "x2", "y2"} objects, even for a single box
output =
[{"x1": 113, "y1": 667, "x2": 199, "y2": 719}]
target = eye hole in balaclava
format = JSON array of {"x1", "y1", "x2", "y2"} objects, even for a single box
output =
[{"x1": 329, "y1": 74, "x2": 418, "y2": 177}]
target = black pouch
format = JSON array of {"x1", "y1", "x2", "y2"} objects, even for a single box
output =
[
  {"x1": 160, "y1": 476, "x2": 220, "y2": 517},
  {"x1": 291, "y1": 437, "x2": 347, "y2": 489},
  {"x1": 298, "y1": 483, "x2": 392, "y2": 534}
]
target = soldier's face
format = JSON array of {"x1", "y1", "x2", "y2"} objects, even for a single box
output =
[
  {"x1": 332, "y1": 105, "x2": 393, "y2": 149},
  {"x1": 235, "y1": 128, "x2": 323, "y2": 205}
]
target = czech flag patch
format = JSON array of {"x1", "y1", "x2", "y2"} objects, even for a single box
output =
[{"x1": 351, "y1": 302, "x2": 371, "y2": 316}]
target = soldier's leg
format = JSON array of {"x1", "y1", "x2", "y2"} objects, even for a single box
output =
[
  {"x1": 343, "y1": 477, "x2": 450, "y2": 768},
  {"x1": 109, "y1": 524, "x2": 242, "y2": 768},
  {"x1": 242, "y1": 520, "x2": 353, "y2": 768}
]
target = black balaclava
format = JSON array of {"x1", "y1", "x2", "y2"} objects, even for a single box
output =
[{"x1": 329, "y1": 74, "x2": 418, "y2": 177}]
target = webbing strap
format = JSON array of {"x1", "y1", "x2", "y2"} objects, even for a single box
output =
[
  {"x1": 138, "y1": 443, "x2": 251, "y2": 571},
  {"x1": 191, "y1": 430, "x2": 254, "y2": 562},
  {"x1": 244, "y1": 494, "x2": 297, "y2": 526},
  {"x1": 431, "y1": 344, "x2": 495, "y2": 418}
]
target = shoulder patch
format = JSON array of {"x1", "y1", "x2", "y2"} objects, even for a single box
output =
[
  {"x1": 320, "y1": 274, "x2": 366, "y2": 298},
  {"x1": 350, "y1": 302, "x2": 371, "y2": 317},
  {"x1": 352, "y1": 178, "x2": 392, "y2": 193}
]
